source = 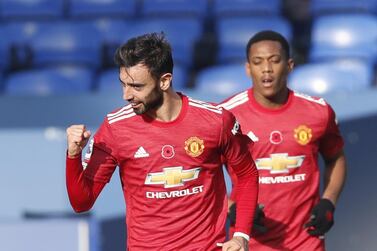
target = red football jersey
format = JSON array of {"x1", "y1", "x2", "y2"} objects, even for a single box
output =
[
  {"x1": 67, "y1": 94, "x2": 258, "y2": 251},
  {"x1": 220, "y1": 88, "x2": 344, "y2": 251}
]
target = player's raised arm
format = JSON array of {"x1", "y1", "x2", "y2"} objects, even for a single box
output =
[{"x1": 66, "y1": 124, "x2": 111, "y2": 213}]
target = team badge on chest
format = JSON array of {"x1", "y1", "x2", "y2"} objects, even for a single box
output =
[
  {"x1": 184, "y1": 136, "x2": 204, "y2": 157},
  {"x1": 294, "y1": 125, "x2": 312, "y2": 145}
]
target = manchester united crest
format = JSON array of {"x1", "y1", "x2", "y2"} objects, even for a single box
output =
[
  {"x1": 184, "y1": 136, "x2": 204, "y2": 157},
  {"x1": 294, "y1": 125, "x2": 312, "y2": 145}
]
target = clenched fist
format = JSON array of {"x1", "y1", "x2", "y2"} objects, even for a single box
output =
[{"x1": 66, "y1": 124, "x2": 91, "y2": 158}]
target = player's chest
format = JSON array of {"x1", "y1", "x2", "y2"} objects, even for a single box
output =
[
  {"x1": 115, "y1": 127, "x2": 222, "y2": 190},
  {"x1": 116, "y1": 126, "x2": 221, "y2": 170},
  {"x1": 237, "y1": 113, "x2": 324, "y2": 176},
  {"x1": 238, "y1": 113, "x2": 325, "y2": 151}
]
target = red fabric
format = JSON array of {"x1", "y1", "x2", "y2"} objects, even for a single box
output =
[
  {"x1": 220, "y1": 88, "x2": 344, "y2": 250},
  {"x1": 66, "y1": 155, "x2": 106, "y2": 212},
  {"x1": 66, "y1": 94, "x2": 258, "y2": 251}
]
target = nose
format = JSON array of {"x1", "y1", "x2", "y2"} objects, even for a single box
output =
[
  {"x1": 262, "y1": 61, "x2": 273, "y2": 73},
  {"x1": 122, "y1": 85, "x2": 133, "y2": 101}
]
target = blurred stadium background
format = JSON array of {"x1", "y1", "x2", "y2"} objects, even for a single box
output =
[{"x1": 0, "y1": 0, "x2": 376, "y2": 250}]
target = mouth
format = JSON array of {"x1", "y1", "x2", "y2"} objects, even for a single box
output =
[
  {"x1": 261, "y1": 77, "x2": 274, "y2": 87},
  {"x1": 130, "y1": 102, "x2": 142, "y2": 109}
]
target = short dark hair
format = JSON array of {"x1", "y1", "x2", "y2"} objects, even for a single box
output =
[
  {"x1": 246, "y1": 30, "x2": 290, "y2": 60},
  {"x1": 114, "y1": 32, "x2": 174, "y2": 80}
]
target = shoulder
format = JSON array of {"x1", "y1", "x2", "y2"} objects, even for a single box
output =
[
  {"x1": 292, "y1": 91, "x2": 328, "y2": 107},
  {"x1": 292, "y1": 90, "x2": 335, "y2": 121},
  {"x1": 217, "y1": 90, "x2": 249, "y2": 111},
  {"x1": 105, "y1": 104, "x2": 137, "y2": 125},
  {"x1": 187, "y1": 96, "x2": 223, "y2": 115},
  {"x1": 186, "y1": 96, "x2": 236, "y2": 131}
]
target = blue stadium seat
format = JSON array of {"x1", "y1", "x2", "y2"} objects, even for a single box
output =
[
  {"x1": 310, "y1": 14, "x2": 377, "y2": 63},
  {"x1": 195, "y1": 63, "x2": 251, "y2": 96},
  {"x1": 0, "y1": 0, "x2": 65, "y2": 20},
  {"x1": 89, "y1": 19, "x2": 128, "y2": 45},
  {"x1": 216, "y1": 16, "x2": 292, "y2": 64},
  {"x1": 86, "y1": 19, "x2": 129, "y2": 66},
  {"x1": 97, "y1": 64, "x2": 188, "y2": 93},
  {"x1": 1, "y1": 21, "x2": 49, "y2": 70},
  {"x1": 311, "y1": 0, "x2": 377, "y2": 16},
  {"x1": 88, "y1": 18, "x2": 202, "y2": 68},
  {"x1": 4, "y1": 21, "x2": 45, "y2": 45},
  {"x1": 2, "y1": 21, "x2": 47, "y2": 69},
  {"x1": 29, "y1": 21, "x2": 102, "y2": 68},
  {"x1": 97, "y1": 68, "x2": 120, "y2": 93},
  {"x1": 171, "y1": 64, "x2": 188, "y2": 90},
  {"x1": 141, "y1": 0, "x2": 208, "y2": 17},
  {"x1": 0, "y1": 70, "x2": 3, "y2": 91},
  {"x1": 213, "y1": 0, "x2": 281, "y2": 16},
  {"x1": 121, "y1": 18, "x2": 203, "y2": 68},
  {"x1": 288, "y1": 60, "x2": 373, "y2": 95},
  {"x1": 4, "y1": 66, "x2": 94, "y2": 95},
  {"x1": 0, "y1": 25, "x2": 11, "y2": 69},
  {"x1": 68, "y1": 0, "x2": 136, "y2": 18}
]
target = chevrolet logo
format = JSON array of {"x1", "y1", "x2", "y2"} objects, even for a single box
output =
[
  {"x1": 145, "y1": 167, "x2": 201, "y2": 188},
  {"x1": 256, "y1": 153, "x2": 305, "y2": 174}
]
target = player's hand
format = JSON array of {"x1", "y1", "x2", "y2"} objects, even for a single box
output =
[
  {"x1": 228, "y1": 200, "x2": 236, "y2": 226},
  {"x1": 252, "y1": 204, "x2": 268, "y2": 233},
  {"x1": 219, "y1": 236, "x2": 248, "y2": 251},
  {"x1": 66, "y1": 124, "x2": 91, "y2": 158},
  {"x1": 228, "y1": 203, "x2": 268, "y2": 233},
  {"x1": 304, "y1": 198, "x2": 335, "y2": 236}
]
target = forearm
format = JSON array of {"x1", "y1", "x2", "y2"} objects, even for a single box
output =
[
  {"x1": 322, "y1": 151, "x2": 347, "y2": 205},
  {"x1": 233, "y1": 161, "x2": 259, "y2": 235},
  {"x1": 66, "y1": 155, "x2": 104, "y2": 212}
]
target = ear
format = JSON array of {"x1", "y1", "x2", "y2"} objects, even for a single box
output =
[
  {"x1": 245, "y1": 62, "x2": 252, "y2": 78},
  {"x1": 159, "y1": 73, "x2": 172, "y2": 91},
  {"x1": 287, "y1": 58, "x2": 294, "y2": 73}
]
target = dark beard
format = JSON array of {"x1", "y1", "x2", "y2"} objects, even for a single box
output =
[{"x1": 134, "y1": 85, "x2": 163, "y2": 115}]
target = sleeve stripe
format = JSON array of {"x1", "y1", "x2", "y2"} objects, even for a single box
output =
[
  {"x1": 188, "y1": 101, "x2": 222, "y2": 114},
  {"x1": 218, "y1": 91, "x2": 248, "y2": 110},
  {"x1": 108, "y1": 108, "x2": 134, "y2": 120},
  {"x1": 219, "y1": 96, "x2": 248, "y2": 110},
  {"x1": 188, "y1": 97, "x2": 218, "y2": 108},
  {"x1": 108, "y1": 112, "x2": 136, "y2": 124},
  {"x1": 293, "y1": 92, "x2": 326, "y2": 106},
  {"x1": 107, "y1": 104, "x2": 132, "y2": 118}
]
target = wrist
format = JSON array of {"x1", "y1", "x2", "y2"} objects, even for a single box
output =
[
  {"x1": 233, "y1": 231, "x2": 250, "y2": 242},
  {"x1": 321, "y1": 197, "x2": 336, "y2": 207},
  {"x1": 320, "y1": 198, "x2": 335, "y2": 211},
  {"x1": 67, "y1": 150, "x2": 81, "y2": 159}
]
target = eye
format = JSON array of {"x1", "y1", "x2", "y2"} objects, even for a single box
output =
[
  {"x1": 252, "y1": 59, "x2": 262, "y2": 65},
  {"x1": 270, "y1": 56, "x2": 281, "y2": 63},
  {"x1": 133, "y1": 85, "x2": 143, "y2": 91}
]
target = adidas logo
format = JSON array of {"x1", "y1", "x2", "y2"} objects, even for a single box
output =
[{"x1": 134, "y1": 146, "x2": 150, "y2": 158}]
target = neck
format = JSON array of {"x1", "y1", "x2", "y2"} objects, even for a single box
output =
[
  {"x1": 147, "y1": 90, "x2": 182, "y2": 122},
  {"x1": 254, "y1": 88, "x2": 289, "y2": 109}
]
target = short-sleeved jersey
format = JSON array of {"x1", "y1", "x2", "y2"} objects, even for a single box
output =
[
  {"x1": 83, "y1": 94, "x2": 254, "y2": 251},
  {"x1": 219, "y1": 88, "x2": 344, "y2": 251}
]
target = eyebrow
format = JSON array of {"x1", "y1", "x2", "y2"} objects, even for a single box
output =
[
  {"x1": 251, "y1": 54, "x2": 282, "y2": 61},
  {"x1": 252, "y1": 53, "x2": 281, "y2": 58},
  {"x1": 119, "y1": 78, "x2": 145, "y2": 86}
]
